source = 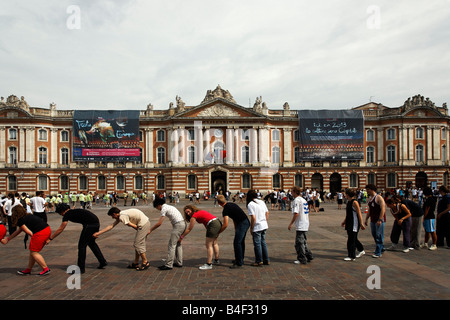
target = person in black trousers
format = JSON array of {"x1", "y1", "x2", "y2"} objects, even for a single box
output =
[
  {"x1": 341, "y1": 189, "x2": 365, "y2": 261},
  {"x1": 48, "y1": 204, "x2": 107, "y2": 273}
]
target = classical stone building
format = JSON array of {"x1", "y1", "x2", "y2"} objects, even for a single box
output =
[{"x1": 0, "y1": 86, "x2": 449, "y2": 197}]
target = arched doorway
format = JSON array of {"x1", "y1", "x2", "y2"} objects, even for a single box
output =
[
  {"x1": 415, "y1": 171, "x2": 428, "y2": 189},
  {"x1": 330, "y1": 172, "x2": 342, "y2": 194},
  {"x1": 311, "y1": 172, "x2": 323, "y2": 191},
  {"x1": 211, "y1": 170, "x2": 227, "y2": 195}
]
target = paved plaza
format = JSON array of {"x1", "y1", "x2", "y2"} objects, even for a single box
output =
[{"x1": 1, "y1": 198, "x2": 449, "y2": 305}]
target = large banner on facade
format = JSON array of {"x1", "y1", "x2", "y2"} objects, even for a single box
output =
[
  {"x1": 298, "y1": 110, "x2": 364, "y2": 160},
  {"x1": 73, "y1": 110, "x2": 141, "y2": 162}
]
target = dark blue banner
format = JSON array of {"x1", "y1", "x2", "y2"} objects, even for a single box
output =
[{"x1": 298, "y1": 110, "x2": 364, "y2": 160}]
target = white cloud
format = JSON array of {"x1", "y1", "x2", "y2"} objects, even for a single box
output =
[{"x1": 0, "y1": 0, "x2": 449, "y2": 111}]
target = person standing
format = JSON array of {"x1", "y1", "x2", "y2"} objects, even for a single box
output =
[
  {"x1": 217, "y1": 195, "x2": 250, "y2": 268},
  {"x1": 179, "y1": 205, "x2": 222, "y2": 270},
  {"x1": 3, "y1": 193, "x2": 21, "y2": 235},
  {"x1": 436, "y1": 185, "x2": 450, "y2": 248},
  {"x1": 150, "y1": 198, "x2": 186, "y2": 270},
  {"x1": 1, "y1": 205, "x2": 51, "y2": 276},
  {"x1": 288, "y1": 186, "x2": 313, "y2": 264},
  {"x1": 94, "y1": 207, "x2": 151, "y2": 271},
  {"x1": 422, "y1": 187, "x2": 437, "y2": 250},
  {"x1": 386, "y1": 198, "x2": 412, "y2": 253},
  {"x1": 364, "y1": 184, "x2": 386, "y2": 258},
  {"x1": 247, "y1": 189, "x2": 270, "y2": 266},
  {"x1": 341, "y1": 189, "x2": 365, "y2": 261},
  {"x1": 48, "y1": 204, "x2": 107, "y2": 273},
  {"x1": 30, "y1": 191, "x2": 48, "y2": 223}
]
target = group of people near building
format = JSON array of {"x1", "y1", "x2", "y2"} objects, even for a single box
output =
[
  {"x1": 340, "y1": 184, "x2": 450, "y2": 261},
  {"x1": 1, "y1": 183, "x2": 449, "y2": 275}
]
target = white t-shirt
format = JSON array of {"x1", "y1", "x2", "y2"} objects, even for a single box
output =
[
  {"x1": 160, "y1": 204, "x2": 184, "y2": 226},
  {"x1": 30, "y1": 196, "x2": 46, "y2": 212},
  {"x1": 291, "y1": 196, "x2": 310, "y2": 231},
  {"x1": 247, "y1": 199, "x2": 269, "y2": 232}
]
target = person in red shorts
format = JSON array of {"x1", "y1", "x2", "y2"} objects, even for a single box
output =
[
  {"x1": 1, "y1": 205, "x2": 51, "y2": 276},
  {"x1": 0, "y1": 223, "x2": 6, "y2": 240},
  {"x1": 179, "y1": 205, "x2": 222, "y2": 270}
]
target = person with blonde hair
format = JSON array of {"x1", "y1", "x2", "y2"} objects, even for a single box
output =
[
  {"x1": 179, "y1": 205, "x2": 222, "y2": 270},
  {"x1": 1, "y1": 205, "x2": 51, "y2": 276}
]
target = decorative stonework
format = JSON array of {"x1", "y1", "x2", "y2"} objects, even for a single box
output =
[
  {"x1": 0, "y1": 95, "x2": 30, "y2": 111},
  {"x1": 201, "y1": 85, "x2": 236, "y2": 104},
  {"x1": 197, "y1": 104, "x2": 240, "y2": 117}
]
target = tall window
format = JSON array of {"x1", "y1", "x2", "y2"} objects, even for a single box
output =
[
  {"x1": 241, "y1": 146, "x2": 249, "y2": 163},
  {"x1": 60, "y1": 176, "x2": 69, "y2": 190},
  {"x1": 416, "y1": 127, "x2": 424, "y2": 139},
  {"x1": 387, "y1": 145, "x2": 396, "y2": 162},
  {"x1": 61, "y1": 148, "x2": 69, "y2": 165},
  {"x1": 241, "y1": 129, "x2": 249, "y2": 141},
  {"x1": 157, "y1": 175, "x2": 165, "y2": 190},
  {"x1": 79, "y1": 176, "x2": 87, "y2": 190},
  {"x1": 213, "y1": 142, "x2": 224, "y2": 164},
  {"x1": 366, "y1": 129, "x2": 375, "y2": 141},
  {"x1": 157, "y1": 130, "x2": 165, "y2": 142},
  {"x1": 366, "y1": 146, "x2": 375, "y2": 163},
  {"x1": 387, "y1": 173, "x2": 397, "y2": 188},
  {"x1": 294, "y1": 174, "x2": 303, "y2": 188},
  {"x1": 272, "y1": 146, "x2": 280, "y2": 164},
  {"x1": 242, "y1": 174, "x2": 251, "y2": 189},
  {"x1": 61, "y1": 130, "x2": 69, "y2": 142},
  {"x1": 272, "y1": 173, "x2": 281, "y2": 189},
  {"x1": 38, "y1": 129, "x2": 48, "y2": 141},
  {"x1": 272, "y1": 129, "x2": 280, "y2": 141},
  {"x1": 349, "y1": 173, "x2": 358, "y2": 188},
  {"x1": 117, "y1": 176, "x2": 125, "y2": 190},
  {"x1": 38, "y1": 147, "x2": 48, "y2": 164},
  {"x1": 8, "y1": 128, "x2": 17, "y2": 140},
  {"x1": 135, "y1": 176, "x2": 143, "y2": 190},
  {"x1": 442, "y1": 145, "x2": 447, "y2": 163},
  {"x1": 188, "y1": 129, "x2": 195, "y2": 141},
  {"x1": 38, "y1": 175, "x2": 48, "y2": 190},
  {"x1": 294, "y1": 147, "x2": 301, "y2": 163},
  {"x1": 188, "y1": 146, "x2": 195, "y2": 164},
  {"x1": 415, "y1": 145, "x2": 424, "y2": 163},
  {"x1": 98, "y1": 175, "x2": 106, "y2": 190},
  {"x1": 8, "y1": 176, "x2": 17, "y2": 190},
  {"x1": 157, "y1": 147, "x2": 165, "y2": 164},
  {"x1": 9, "y1": 146, "x2": 17, "y2": 164},
  {"x1": 367, "y1": 173, "x2": 375, "y2": 186},
  {"x1": 187, "y1": 174, "x2": 196, "y2": 189}
]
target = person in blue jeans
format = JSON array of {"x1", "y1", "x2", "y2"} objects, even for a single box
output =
[
  {"x1": 246, "y1": 190, "x2": 270, "y2": 266},
  {"x1": 364, "y1": 184, "x2": 386, "y2": 258},
  {"x1": 217, "y1": 195, "x2": 250, "y2": 268}
]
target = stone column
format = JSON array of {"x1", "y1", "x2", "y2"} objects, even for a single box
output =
[
  {"x1": 195, "y1": 123, "x2": 203, "y2": 166},
  {"x1": 26, "y1": 127, "x2": 35, "y2": 164},
  {"x1": 51, "y1": 128, "x2": 58, "y2": 168},
  {"x1": 283, "y1": 128, "x2": 292, "y2": 166},
  {"x1": 426, "y1": 127, "x2": 432, "y2": 161},
  {"x1": 249, "y1": 127, "x2": 258, "y2": 164},
  {"x1": 0, "y1": 128, "x2": 5, "y2": 164},
  {"x1": 234, "y1": 128, "x2": 240, "y2": 164},
  {"x1": 226, "y1": 127, "x2": 234, "y2": 165},
  {"x1": 172, "y1": 128, "x2": 179, "y2": 164},
  {"x1": 18, "y1": 127, "x2": 26, "y2": 163}
]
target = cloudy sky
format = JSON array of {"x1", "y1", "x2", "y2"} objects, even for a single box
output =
[{"x1": 1, "y1": 0, "x2": 449, "y2": 111}]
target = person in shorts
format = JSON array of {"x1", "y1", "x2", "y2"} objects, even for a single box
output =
[
  {"x1": 1, "y1": 205, "x2": 51, "y2": 276},
  {"x1": 179, "y1": 205, "x2": 222, "y2": 270},
  {"x1": 422, "y1": 187, "x2": 437, "y2": 250},
  {"x1": 94, "y1": 207, "x2": 151, "y2": 271}
]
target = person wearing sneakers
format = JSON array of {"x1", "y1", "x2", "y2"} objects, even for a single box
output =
[
  {"x1": 150, "y1": 198, "x2": 186, "y2": 270},
  {"x1": 1, "y1": 205, "x2": 51, "y2": 276},
  {"x1": 422, "y1": 187, "x2": 437, "y2": 250},
  {"x1": 247, "y1": 189, "x2": 270, "y2": 267},
  {"x1": 179, "y1": 205, "x2": 222, "y2": 270},
  {"x1": 288, "y1": 186, "x2": 313, "y2": 265},
  {"x1": 386, "y1": 198, "x2": 412, "y2": 253},
  {"x1": 364, "y1": 184, "x2": 386, "y2": 258},
  {"x1": 341, "y1": 189, "x2": 365, "y2": 261}
]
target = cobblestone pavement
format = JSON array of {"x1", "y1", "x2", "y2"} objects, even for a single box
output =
[{"x1": 1, "y1": 199, "x2": 449, "y2": 305}]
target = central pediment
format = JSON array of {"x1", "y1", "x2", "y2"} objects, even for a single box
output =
[{"x1": 173, "y1": 99, "x2": 267, "y2": 118}]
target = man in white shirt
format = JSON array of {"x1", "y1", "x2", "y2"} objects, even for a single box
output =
[
  {"x1": 150, "y1": 198, "x2": 186, "y2": 270},
  {"x1": 247, "y1": 189, "x2": 270, "y2": 266},
  {"x1": 30, "y1": 191, "x2": 48, "y2": 222},
  {"x1": 288, "y1": 186, "x2": 314, "y2": 265}
]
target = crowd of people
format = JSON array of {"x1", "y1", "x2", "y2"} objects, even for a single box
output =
[{"x1": 1, "y1": 183, "x2": 449, "y2": 275}]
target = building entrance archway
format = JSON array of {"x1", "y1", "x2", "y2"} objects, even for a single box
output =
[
  {"x1": 211, "y1": 170, "x2": 227, "y2": 195},
  {"x1": 311, "y1": 172, "x2": 323, "y2": 191},
  {"x1": 330, "y1": 172, "x2": 342, "y2": 194}
]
